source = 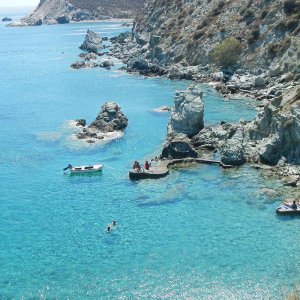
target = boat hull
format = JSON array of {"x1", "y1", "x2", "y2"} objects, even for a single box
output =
[
  {"x1": 276, "y1": 205, "x2": 300, "y2": 216},
  {"x1": 70, "y1": 164, "x2": 103, "y2": 174}
]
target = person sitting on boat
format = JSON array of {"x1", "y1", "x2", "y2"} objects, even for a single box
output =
[
  {"x1": 291, "y1": 200, "x2": 297, "y2": 210},
  {"x1": 133, "y1": 161, "x2": 138, "y2": 169},
  {"x1": 144, "y1": 161, "x2": 150, "y2": 170}
]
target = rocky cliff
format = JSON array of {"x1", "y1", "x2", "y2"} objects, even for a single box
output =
[
  {"x1": 10, "y1": 0, "x2": 145, "y2": 26},
  {"x1": 111, "y1": 0, "x2": 299, "y2": 80}
]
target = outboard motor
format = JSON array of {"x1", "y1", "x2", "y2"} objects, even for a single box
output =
[{"x1": 63, "y1": 164, "x2": 72, "y2": 171}]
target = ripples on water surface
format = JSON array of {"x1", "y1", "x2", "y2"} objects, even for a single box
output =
[{"x1": 0, "y1": 11, "x2": 299, "y2": 299}]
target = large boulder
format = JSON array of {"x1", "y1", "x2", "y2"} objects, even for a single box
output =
[
  {"x1": 2, "y1": 17, "x2": 12, "y2": 22},
  {"x1": 168, "y1": 85, "x2": 204, "y2": 137},
  {"x1": 221, "y1": 140, "x2": 246, "y2": 166},
  {"x1": 90, "y1": 102, "x2": 128, "y2": 132},
  {"x1": 80, "y1": 30, "x2": 103, "y2": 53},
  {"x1": 70, "y1": 61, "x2": 98, "y2": 69},
  {"x1": 56, "y1": 16, "x2": 69, "y2": 24},
  {"x1": 162, "y1": 138, "x2": 198, "y2": 159}
]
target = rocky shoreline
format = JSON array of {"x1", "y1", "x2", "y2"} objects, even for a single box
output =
[
  {"x1": 109, "y1": 30, "x2": 299, "y2": 101},
  {"x1": 158, "y1": 84, "x2": 300, "y2": 188},
  {"x1": 68, "y1": 25, "x2": 300, "y2": 190}
]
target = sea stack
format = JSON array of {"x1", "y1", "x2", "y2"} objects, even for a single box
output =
[
  {"x1": 80, "y1": 30, "x2": 103, "y2": 53},
  {"x1": 162, "y1": 85, "x2": 204, "y2": 159},
  {"x1": 75, "y1": 102, "x2": 128, "y2": 143}
]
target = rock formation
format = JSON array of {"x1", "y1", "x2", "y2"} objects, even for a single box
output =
[
  {"x1": 90, "y1": 102, "x2": 128, "y2": 132},
  {"x1": 162, "y1": 85, "x2": 204, "y2": 159},
  {"x1": 109, "y1": 0, "x2": 299, "y2": 94},
  {"x1": 80, "y1": 30, "x2": 103, "y2": 53},
  {"x1": 192, "y1": 85, "x2": 300, "y2": 167},
  {"x1": 168, "y1": 86, "x2": 204, "y2": 138},
  {"x1": 161, "y1": 82, "x2": 300, "y2": 187},
  {"x1": 2, "y1": 17, "x2": 12, "y2": 22},
  {"x1": 8, "y1": 0, "x2": 145, "y2": 26},
  {"x1": 75, "y1": 102, "x2": 128, "y2": 143}
]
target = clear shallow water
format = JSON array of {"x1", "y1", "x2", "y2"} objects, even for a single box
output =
[{"x1": 0, "y1": 15, "x2": 299, "y2": 300}]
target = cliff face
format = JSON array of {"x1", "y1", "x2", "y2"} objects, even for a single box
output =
[
  {"x1": 12, "y1": 0, "x2": 145, "y2": 26},
  {"x1": 132, "y1": 0, "x2": 300, "y2": 75}
]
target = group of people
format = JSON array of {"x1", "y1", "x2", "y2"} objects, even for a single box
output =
[{"x1": 132, "y1": 160, "x2": 151, "y2": 172}]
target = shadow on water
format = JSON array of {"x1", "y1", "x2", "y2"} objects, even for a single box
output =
[
  {"x1": 64, "y1": 171, "x2": 104, "y2": 184},
  {"x1": 275, "y1": 215, "x2": 300, "y2": 221},
  {"x1": 137, "y1": 196, "x2": 182, "y2": 207}
]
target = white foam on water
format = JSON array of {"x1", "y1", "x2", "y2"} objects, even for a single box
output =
[{"x1": 36, "y1": 132, "x2": 61, "y2": 142}]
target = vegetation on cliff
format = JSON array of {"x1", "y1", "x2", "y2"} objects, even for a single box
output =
[{"x1": 133, "y1": 0, "x2": 300, "y2": 73}]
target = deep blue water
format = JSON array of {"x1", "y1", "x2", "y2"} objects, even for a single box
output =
[{"x1": 0, "y1": 11, "x2": 299, "y2": 299}]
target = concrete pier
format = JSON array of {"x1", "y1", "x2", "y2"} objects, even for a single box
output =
[{"x1": 129, "y1": 158, "x2": 233, "y2": 180}]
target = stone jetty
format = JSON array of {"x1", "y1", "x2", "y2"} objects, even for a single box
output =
[{"x1": 129, "y1": 158, "x2": 233, "y2": 180}]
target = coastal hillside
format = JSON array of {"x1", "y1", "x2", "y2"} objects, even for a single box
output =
[
  {"x1": 12, "y1": 0, "x2": 145, "y2": 26},
  {"x1": 129, "y1": 0, "x2": 300, "y2": 76}
]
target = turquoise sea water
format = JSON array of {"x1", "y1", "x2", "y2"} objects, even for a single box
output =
[{"x1": 1, "y1": 12, "x2": 300, "y2": 299}]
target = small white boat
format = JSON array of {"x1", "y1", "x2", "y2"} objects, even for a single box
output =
[
  {"x1": 64, "y1": 164, "x2": 103, "y2": 174},
  {"x1": 276, "y1": 203, "x2": 300, "y2": 216}
]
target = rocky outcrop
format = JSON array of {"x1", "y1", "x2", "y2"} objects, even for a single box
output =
[
  {"x1": 2, "y1": 17, "x2": 12, "y2": 22},
  {"x1": 162, "y1": 138, "x2": 198, "y2": 159},
  {"x1": 161, "y1": 85, "x2": 204, "y2": 159},
  {"x1": 80, "y1": 30, "x2": 103, "y2": 53},
  {"x1": 74, "y1": 102, "x2": 128, "y2": 143},
  {"x1": 90, "y1": 102, "x2": 128, "y2": 132},
  {"x1": 192, "y1": 85, "x2": 300, "y2": 167},
  {"x1": 71, "y1": 61, "x2": 99, "y2": 69},
  {"x1": 8, "y1": 0, "x2": 145, "y2": 26},
  {"x1": 167, "y1": 86, "x2": 204, "y2": 138}
]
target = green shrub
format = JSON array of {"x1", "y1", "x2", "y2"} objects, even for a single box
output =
[
  {"x1": 267, "y1": 37, "x2": 291, "y2": 59},
  {"x1": 210, "y1": 37, "x2": 242, "y2": 68}
]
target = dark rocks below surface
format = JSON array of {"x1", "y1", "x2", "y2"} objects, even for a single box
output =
[
  {"x1": 73, "y1": 102, "x2": 128, "y2": 144},
  {"x1": 2, "y1": 17, "x2": 12, "y2": 22}
]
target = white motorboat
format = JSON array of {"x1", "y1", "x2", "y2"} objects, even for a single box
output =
[
  {"x1": 64, "y1": 164, "x2": 103, "y2": 174},
  {"x1": 276, "y1": 203, "x2": 300, "y2": 216}
]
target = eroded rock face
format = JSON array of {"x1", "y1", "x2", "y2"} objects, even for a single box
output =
[
  {"x1": 168, "y1": 85, "x2": 204, "y2": 138},
  {"x1": 192, "y1": 86, "x2": 300, "y2": 166},
  {"x1": 161, "y1": 84, "x2": 204, "y2": 159},
  {"x1": 80, "y1": 30, "x2": 103, "y2": 53}
]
